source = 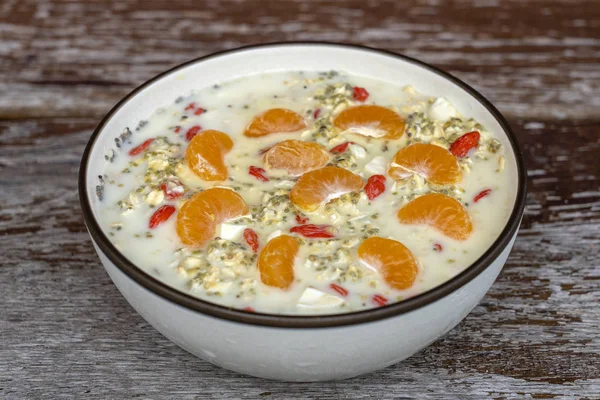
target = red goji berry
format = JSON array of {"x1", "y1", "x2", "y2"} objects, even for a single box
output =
[
  {"x1": 313, "y1": 108, "x2": 321, "y2": 119},
  {"x1": 185, "y1": 125, "x2": 201, "y2": 141},
  {"x1": 193, "y1": 107, "x2": 205, "y2": 116},
  {"x1": 330, "y1": 142, "x2": 354, "y2": 154},
  {"x1": 148, "y1": 205, "x2": 176, "y2": 228},
  {"x1": 129, "y1": 138, "x2": 155, "y2": 156},
  {"x1": 372, "y1": 294, "x2": 388, "y2": 307},
  {"x1": 243, "y1": 306, "x2": 255, "y2": 312},
  {"x1": 248, "y1": 166, "x2": 269, "y2": 182},
  {"x1": 433, "y1": 243, "x2": 443, "y2": 252},
  {"x1": 329, "y1": 283, "x2": 349, "y2": 297},
  {"x1": 161, "y1": 181, "x2": 184, "y2": 200},
  {"x1": 449, "y1": 131, "x2": 480, "y2": 158},
  {"x1": 352, "y1": 86, "x2": 369, "y2": 102},
  {"x1": 290, "y1": 224, "x2": 336, "y2": 238},
  {"x1": 365, "y1": 174, "x2": 386, "y2": 200},
  {"x1": 174, "y1": 126, "x2": 181, "y2": 133},
  {"x1": 184, "y1": 103, "x2": 196, "y2": 111},
  {"x1": 243, "y1": 228, "x2": 259, "y2": 253},
  {"x1": 473, "y1": 188, "x2": 492, "y2": 203},
  {"x1": 295, "y1": 214, "x2": 309, "y2": 224}
]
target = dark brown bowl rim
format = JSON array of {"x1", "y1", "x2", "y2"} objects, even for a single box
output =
[{"x1": 79, "y1": 42, "x2": 527, "y2": 329}]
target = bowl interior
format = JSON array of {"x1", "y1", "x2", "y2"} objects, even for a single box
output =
[{"x1": 81, "y1": 43, "x2": 524, "y2": 326}]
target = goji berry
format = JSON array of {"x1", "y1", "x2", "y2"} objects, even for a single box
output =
[
  {"x1": 473, "y1": 188, "x2": 492, "y2": 203},
  {"x1": 330, "y1": 142, "x2": 354, "y2": 154},
  {"x1": 129, "y1": 138, "x2": 155, "y2": 156},
  {"x1": 449, "y1": 131, "x2": 480, "y2": 158},
  {"x1": 352, "y1": 86, "x2": 369, "y2": 102},
  {"x1": 313, "y1": 108, "x2": 321, "y2": 119},
  {"x1": 184, "y1": 103, "x2": 196, "y2": 111},
  {"x1": 161, "y1": 181, "x2": 184, "y2": 200},
  {"x1": 433, "y1": 243, "x2": 443, "y2": 252},
  {"x1": 329, "y1": 283, "x2": 349, "y2": 297},
  {"x1": 365, "y1": 174, "x2": 386, "y2": 200},
  {"x1": 148, "y1": 205, "x2": 176, "y2": 228},
  {"x1": 174, "y1": 126, "x2": 181, "y2": 133},
  {"x1": 243, "y1": 306, "x2": 255, "y2": 312},
  {"x1": 290, "y1": 224, "x2": 336, "y2": 238},
  {"x1": 243, "y1": 228, "x2": 259, "y2": 253},
  {"x1": 185, "y1": 125, "x2": 201, "y2": 141},
  {"x1": 248, "y1": 166, "x2": 269, "y2": 182},
  {"x1": 193, "y1": 107, "x2": 205, "y2": 116},
  {"x1": 372, "y1": 294, "x2": 388, "y2": 307},
  {"x1": 295, "y1": 214, "x2": 309, "y2": 224}
]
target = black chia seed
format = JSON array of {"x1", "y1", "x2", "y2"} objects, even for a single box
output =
[
  {"x1": 136, "y1": 120, "x2": 148, "y2": 131},
  {"x1": 119, "y1": 127, "x2": 132, "y2": 143},
  {"x1": 96, "y1": 184, "x2": 104, "y2": 201}
]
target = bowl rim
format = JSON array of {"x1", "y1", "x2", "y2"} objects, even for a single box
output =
[{"x1": 79, "y1": 41, "x2": 527, "y2": 329}]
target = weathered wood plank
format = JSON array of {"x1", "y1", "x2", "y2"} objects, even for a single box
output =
[
  {"x1": 1, "y1": 0, "x2": 599, "y2": 120},
  {"x1": 1, "y1": 118, "x2": 598, "y2": 399}
]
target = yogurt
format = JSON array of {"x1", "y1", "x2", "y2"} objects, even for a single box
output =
[{"x1": 97, "y1": 71, "x2": 512, "y2": 315}]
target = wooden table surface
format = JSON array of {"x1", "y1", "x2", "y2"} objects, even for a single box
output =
[{"x1": 1, "y1": 0, "x2": 599, "y2": 398}]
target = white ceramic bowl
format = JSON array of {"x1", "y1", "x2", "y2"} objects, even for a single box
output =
[{"x1": 79, "y1": 43, "x2": 526, "y2": 381}]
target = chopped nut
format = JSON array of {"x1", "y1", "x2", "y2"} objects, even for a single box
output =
[
  {"x1": 496, "y1": 156, "x2": 505, "y2": 172},
  {"x1": 146, "y1": 190, "x2": 164, "y2": 206}
]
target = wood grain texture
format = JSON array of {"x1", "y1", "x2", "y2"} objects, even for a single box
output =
[
  {"x1": 1, "y1": 0, "x2": 599, "y2": 121},
  {"x1": 1, "y1": 0, "x2": 599, "y2": 399}
]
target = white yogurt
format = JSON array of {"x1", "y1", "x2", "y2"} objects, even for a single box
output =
[{"x1": 98, "y1": 71, "x2": 513, "y2": 315}]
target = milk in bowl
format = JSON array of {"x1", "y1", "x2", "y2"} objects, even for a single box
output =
[{"x1": 96, "y1": 70, "x2": 513, "y2": 315}]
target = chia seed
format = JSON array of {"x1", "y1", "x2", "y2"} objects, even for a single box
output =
[{"x1": 96, "y1": 184, "x2": 104, "y2": 201}]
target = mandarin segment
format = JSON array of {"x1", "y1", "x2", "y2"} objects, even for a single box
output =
[
  {"x1": 264, "y1": 140, "x2": 330, "y2": 175},
  {"x1": 333, "y1": 105, "x2": 406, "y2": 139},
  {"x1": 289, "y1": 166, "x2": 364, "y2": 212},
  {"x1": 176, "y1": 188, "x2": 249, "y2": 247},
  {"x1": 244, "y1": 108, "x2": 307, "y2": 137},
  {"x1": 184, "y1": 129, "x2": 234, "y2": 181},
  {"x1": 387, "y1": 143, "x2": 462, "y2": 185},
  {"x1": 258, "y1": 235, "x2": 300, "y2": 289},
  {"x1": 358, "y1": 237, "x2": 418, "y2": 290},
  {"x1": 397, "y1": 193, "x2": 473, "y2": 240}
]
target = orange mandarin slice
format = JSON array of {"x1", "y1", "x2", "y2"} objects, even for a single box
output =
[
  {"x1": 176, "y1": 188, "x2": 249, "y2": 247},
  {"x1": 388, "y1": 143, "x2": 462, "y2": 185},
  {"x1": 264, "y1": 140, "x2": 330, "y2": 175},
  {"x1": 333, "y1": 105, "x2": 406, "y2": 139},
  {"x1": 397, "y1": 193, "x2": 473, "y2": 240},
  {"x1": 244, "y1": 108, "x2": 307, "y2": 137},
  {"x1": 185, "y1": 129, "x2": 234, "y2": 181},
  {"x1": 258, "y1": 235, "x2": 300, "y2": 289},
  {"x1": 358, "y1": 237, "x2": 419, "y2": 290},
  {"x1": 290, "y1": 166, "x2": 364, "y2": 212}
]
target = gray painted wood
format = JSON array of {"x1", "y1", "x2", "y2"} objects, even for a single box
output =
[{"x1": 1, "y1": 0, "x2": 599, "y2": 399}]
